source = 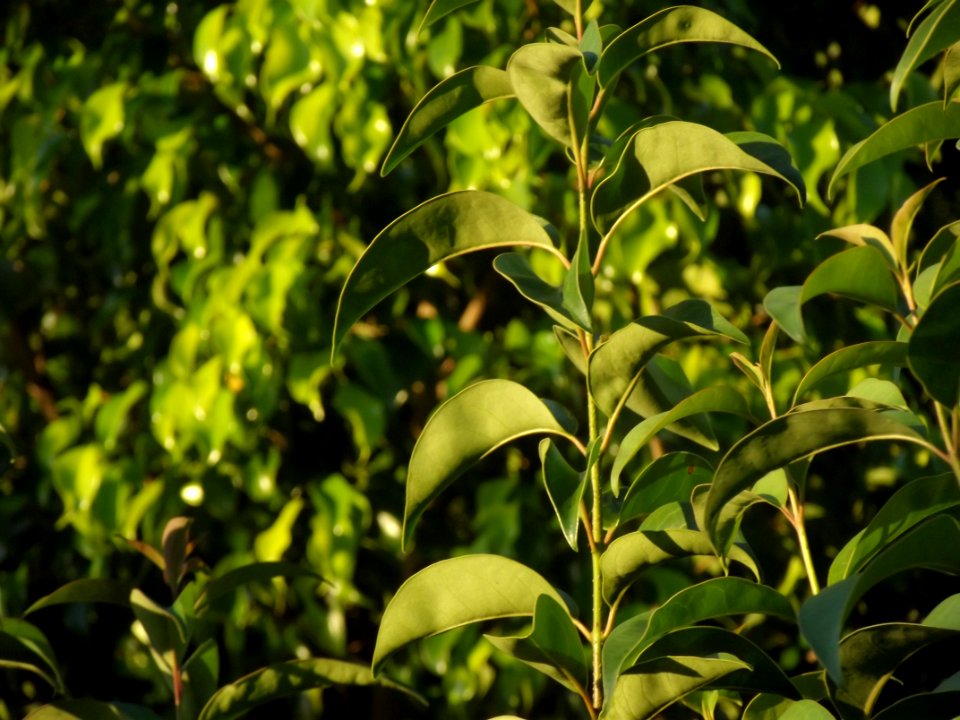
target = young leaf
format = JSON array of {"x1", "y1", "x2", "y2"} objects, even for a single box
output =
[
  {"x1": 799, "y1": 515, "x2": 960, "y2": 683},
  {"x1": 817, "y1": 224, "x2": 897, "y2": 270},
  {"x1": 24, "y1": 578, "x2": 132, "y2": 615},
  {"x1": 199, "y1": 658, "x2": 423, "y2": 720},
  {"x1": 602, "y1": 655, "x2": 752, "y2": 720},
  {"x1": 596, "y1": 6, "x2": 779, "y2": 88},
  {"x1": 507, "y1": 42, "x2": 586, "y2": 147},
  {"x1": 333, "y1": 191, "x2": 558, "y2": 352},
  {"x1": 561, "y1": 235, "x2": 595, "y2": 331},
  {"x1": 763, "y1": 246, "x2": 900, "y2": 344},
  {"x1": 381, "y1": 66, "x2": 514, "y2": 175},
  {"x1": 419, "y1": 0, "x2": 481, "y2": 33},
  {"x1": 161, "y1": 516, "x2": 193, "y2": 595},
  {"x1": 890, "y1": 0, "x2": 960, "y2": 111},
  {"x1": 403, "y1": 379, "x2": 573, "y2": 549},
  {"x1": 829, "y1": 102, "x2": 960, "y2": 199},
  {"x1": 484, "y1": 594, "x2": 587, "y2": 691},
  {"x1": 181, "y1": 639, "x2": 220, "y2": 719},
  {"x1": 372, "y1": 554, "x2": 563, "y2": 674},
  {"x1": 793, "y1": 341, "x2": 908, "y2": 406},
  {"x1": 907, "y1": 281, "x2": 960, "y2": 405},
  {"x1": 539, "y1": 439, "x2": 588, "y2": 551},
  {"x1": 890, "y1": 178, "x2": 946, "y2": 270},
  {"x1": 704, "y1": 398, "x2": 930, "y2": 556},
  {"x1": 619, "y1": 452, "x2": 713, "y2": 525}
]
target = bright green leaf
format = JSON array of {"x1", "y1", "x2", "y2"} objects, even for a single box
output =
[
  {"x1": 890, "y1": 0, "x2": 960, "y2": 111},
  {"x1": 891, "y1": 178, "x2": 946, "y2": 270},
  {"x1": 539, "y1": 439, "x2": 588, "y2": 551},
  {"x1": 80, "y1": 82, "x2": 126, "y2": 169},
  {"x1": 507, "y1": 42, "x2": 585, "y2": 147},
  {"x1": 743, "y1": 696, "x2": 837, "y2": 720},
  {"x1": 817, "y1": 224, "x2": 897, "y2": 270},
  {"x1": 561, "y1": 234, "x2": 595, "y2": 331},
  {"x1": 793, "y1": 342, "x2": 908, "y2": 406}
]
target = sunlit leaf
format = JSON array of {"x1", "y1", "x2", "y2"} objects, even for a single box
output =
[
  {"x1": 372, "y1": 554, "x2": 563, "y2": 674},
  {"x1": 199, "y1": 658, "x2": 423, "y2": 720},
  {"x1": 908, "y1": 281, "x2": 960, "y2": 404},
  {"x1": 80, "y1": 82, "x2": 126, "y2": 169},
  {"x1": 817, "y1": 224, "x2": 897, "y2": 270},
  {"x1": 891, "y1": 178, "x2": 946, "y2": 269},
  {"x1": 704, "y1": 398, "x2": 930, "y2": 556},
  {"x1": 507, "y1": 42, "x2": 586, "y2": 147},
  {"x1": 743, "y1": 696, "x2": 837, "y2": 720},
  {"x1": 619, "y1": 452, "x2": 713, "y2": 525},
  {"x1": 382, "y1": 66, "x2": 514, "y2": 175},
  {"x1": 562, "y1": 234, "x2": 595, "y2": 331},
  {"x1": 890, "y1": 0, "x2": 960, "y2": 111},
  {"x1": 404, "y1": 379, "x2": 572, "y2": 549},
  {"x1": 597, "y1": 6, "x2": 778, "y2": 87},
  {"x1": 333, "y1": 191, "x2": 558, "y2": 352},
  {"x1": 539, "y1": 439, "x2": 588, "y2": 551},
  {"x1": 793, "y1": 342, "x2": 908, "y2": 406}
]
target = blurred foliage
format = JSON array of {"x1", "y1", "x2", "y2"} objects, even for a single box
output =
[{"x1": 1, "y1": 0, "x2": 958, "y2": 718}]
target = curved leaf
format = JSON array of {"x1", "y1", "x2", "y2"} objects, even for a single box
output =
[
  {"x1": 194, "y1": 562, "x2": 324, "y2": 615},
  {"x1": 891, "y1": 178, "x2": 946, "y2": 269},
  {"x1": 619, "y1": 452, "x2": 713, "y2": 525},
  {"x1": 793, "y1": 341, "x2": 908, "y2": 406},
  {"x1": 829, "y1": 101, "x2": 960, "y2": 199},
  {"x1": 596, "y1": 6, "x2": 778, "y2": 88},
  {"x1": 907, "y1": 281, "x2": 960, "y2": 405},
  {"x1": 799, "y1": 515, "x2": 960, "y2": 683},
  {"x1": 333, "y1": 191, "x2": 557, "y2": 352},
  {"x1": 404, "y1": 379, "x2": 570, "y2": 549},
  {"x1": 764, "y1": 246, "x2": 900, "y2": 344},
  {"x1": 24, "y1": 578, "x2": 132, "y2": 616},
  {"x1": 588, "y1": 299, "x2": 747, "y2": 424},
  {"x1": 828, "y1": 473, "x2": 960, "y2": 584},
  {"x1": 743, "y1": 696, "x2": 837, "y2": 720},
  {"x1": 372, "y1": 554, "x2": 563, "y2": 674},
  {"x1": 25, "y1": 700, "x2": 162, "y2": 720},
  {"x1": 601, "y1": 655, "x2": 751, "y2": 720},
  {"x1": 818, "y1": 224, "x2": 896, "y2": 270},
  {"x1": 871, "y1": 691, "x2": 960, "y2": 720},
  {"x1": 130, "y1": 589, "x2": 186, "y2": 674},
  {"x1": 704, "y1": 398, "x2": 929, "y2": 556},
  {"x1": 600, "y1": 529, "x2": 758, "y2": 604},
  {"x1": 419, "y1": 0, "x2": 481, "y2": 32},
  {"x1": 540, "y1": 439, "x2": 588, "y2": 551},
  {"x1": 890, "y1": 0, "x2": 960, "y2": 111},
  {"x1": 507, "y1": 42, "x2": 587, "y2": 147},
  {"x1": 0, "y1": 619, "x2": 63, "y2": 692},
  {"x1": 382, "y1": 66, "x2": 514, "y2": 175},
  {"x1": 602, "y1": 577, "x2": 794, "y2": 699},
  {"x1": 610, "y1": 386, "x2": 750, "y2": 495},
  {"x1": 494, "y1": 253, "x2": 577, "y2": 330},
  {"x1": 199, "y1": 658, "x2": 422, "y2": 720}
]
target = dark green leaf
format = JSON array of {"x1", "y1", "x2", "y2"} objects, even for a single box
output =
[
  {"x1": 382, "y1": 66, "x2": 514, "y2": 175},
  {"x1": 870, "y1": 691, "x2": 960, "y2": 720},
  {"x1": 619, "y1": 452, "x2": 713, "y2": 525},
  {"x1": 194, "y1": 562, "x2": 324, "y2": 615},
  {"x1": 540, "y1": 439, "x2": 588, "y2": 551},
  {"x1": 561, "y1": 235, "x2": 595, "y2": 331},
  {"x1": 596, "y1": 6, "x2": 778, "y2": 87},
  {"x1": 24, "y1": 578, "x2": 132, "y2": 616},
  {"x1": 181, "y1": 639, "x2": 220, "y2": 719},
  {"x1": 793, "y1": 342, "x2": 908, "y2": 406},
  {"x1": 908, "y1": 281, "x2": 960, "y2": 405},
  {"x1": 890, "y1": 0, "x2": 960, "y2": 111},
  {"x1": 372, "y1": 554, "x2": 563, "y2": 674},
  {"x1": 404, "y1": 379, "x2": 572, "y2": 549},
  {"x1": 24, "y1": 700, "x2": 163, "y2": 720},
  {"x1": 130, "y1": 589, "x2": 186, "y2": 673},
  {"x1": 934, "y1": 238, "x2": 960, "y2": 291},
  {"x1": 333, "y1": 191, "x2": 558, "y2": 352},
  {"x1": 0, "y1": 619, "x2": 64, "y2": 692},
  {"x1": 419, "y1": 0, "x2": 481, "y2": 33},
  {"x1": 818, "y1": 224, "x2": 897, "y2": 269}
]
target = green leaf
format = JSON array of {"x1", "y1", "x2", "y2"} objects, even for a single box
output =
[
  {"x1": 943, "y1": 40, "x2": 960, "y2": 105},
  {"x1": 743, "y1": 696, "x2": 837, "y2": 720},
  {"x1": 24, "y1": 578, "x2": 132, "y2": 615},
  {"x1": 763, "y1": 246, "x2": 900, "y2": 344},
  {"x1": 199, "y1": 658, "x2": 422, "y2": 720},
  {"x1": 908, "y1": 281, "x2": 960, "y2": 405},
  {"x1": 404, "y1": 379, "x2": 571, "y2": 549},
  {"x1": 419, "y1": 0, "x2": 481, "y2": 33},
  {"x1": 610, "y1": 386, "x2": 750, "y2": 495},
  {"x1": 602, "y1": 577, "x2": 794, "y2": 699},
  {"x1": 829, "y1": 473, "x2": 960, "y2": 584},
  {"x1": 596, "y1": 6, "x2": 778, "y2": 88},
  {"x1": 829, "y1": 102, "x2": 960, "y2": 199},
  {"x1": 181, "y1": 639, "x2": 220, "y2": 719},
  {"x1": 194, "y1": 562, "x2": 324, "y2": 615},
  {"x1": 562, "y1": 234, "x2": 595, "y2": 331},
  {"x1": 832, "y1": 622, "x2": 960, "y2": 718},
  {"x1": 600, "y1": 529, "x2": 758, "y2": 604},
  {"x1": 817, "y1": 224, "x2": 897, "y2": 270},
  {"x1": 485, "y1": 594, "x2": 587, "y2": 691},
  {"x1": 161, "y1": 516, "x2": 193, "y2": 594},
  {"x1": 382, "y1": 66, "x2": 514, "y2": 175},
  {"x1": 934, "y1": 238, "x2": 960, "y2": 291},
  {"x1": 507, "y1": 43, "x2": 586, "y2": 147},
  {"x1": 871, "y1": 691, "x2": 960, "y2": 720},
  {"x1": 891, "y1": 178, "x2": 946, "y2": 270},
  {"x1": 917, "y1": 220, "x2": 960, "y2": 274},
  {"x1": 80, "y1": 82, "x2": 126, "y2": 169},
  {"x1": 493, "y1": 253, "x2": 577, "y2": 330},
  {"x1": 588, "y1": 299, "x2": 747, "y2": 425},
  {"x1": 601, "y1": 655, "x2": 752, "y2": 720},
  {"x1": 130, "y1": 589, "x2": 187, "y2": 674},
  {"x1": 333, "y1": 191, "x2": 557, "y2": 352},
  {"x1": 539, "y1": 439, "x2": 588, "y2": 551},
  {"x1": 793, "y1": 342, "x2": 908, "y2": 406},
  {"x1": 580, "y1": 19, "x2": 603, "y2": 72},
  {"x1": 372, "y1": 554, "x2": 563, "y2": 674},
  {"x1": 890, "y1": 0, "x2": 960, "y2": 111},
  {"x1": 619, "y1": 452, "x2": 713, "y2": 525},
  {"x1": 592, "y1": 123, "x2": 804, "y2": 233},
  {"x1": 0, "y1": 618, "x2": 64, "y2": 692},
  {"x1": 704, "y1": 398, "x2": 930, "y2": 556},
  {"x1": 799, "y1": 515, "x2": 960, "y2": 683},
  {"x1": 24, "y1": 700, "x2": 162, "y2": 720}
]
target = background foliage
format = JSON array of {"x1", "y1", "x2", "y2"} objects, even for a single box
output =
[{"x1": 2, "y1": 0, "x2": 958, "y2": 718}]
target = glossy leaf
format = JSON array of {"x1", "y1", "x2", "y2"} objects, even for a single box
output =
[
  {"x1": 704, "y1": 398, "x2": 929, "y2": 556},
  {"x1": 891, "y1": 178, "x2": 945, "y2": 269},
  {"x1": 601, "y1": 655, "x2": 751, "y2": 720},
  {"x1": 610, "y1": 385, "x2": 750, "y2": 495},
  {"x1": 934, "y1": 238, "x2": 960, "y2": 291},
  {"x1": 493, "y1": 253, "x2": 577, "y2": 330},
  {"x1": 333, "y1": 191, "x2": 557, "y2": 352},
  {"x1": 829, "y1": 102, "x2": 960, "y2": 198},
  {"x1": 596, "y1": 6, "x2": 778, "y2": 87},
  {"x1": 540, "y1": 439, "x2": 588, "y2": 551},
  {"x1": 403, "y1": 379, "x2": 571, "y2": 549},
  {"x1": 908, "y1": 281, "x2": 960, "y2": 405},
  {"x1": 763, "y1": 246, "x2": 900, "y2": 344},
  {"x1": 917, "y1": 220, "x2": 960, "y2": 274},
  {"x1": 799, "y1": 515, "x2": 960, "y2": 683},
  {"x1": 382, "y1": 66, "x2": 514, "y2": 175},
  {"x1": 818, "y1": 224, "x2": 896, "y2": 269},
  {"x1": 199, "y1": 658, "x2": 422, "y2": 720},
  {"x1": 419, "y1": 0, "x2": 480, "y2": 32},
  {"x1": 600, "y1": 529, "x2": 758, "y2": 604},
  {"x1": 793, "y1": 341, "x2": 908, "y2": 405},
  {"x1": 589, "y1": 299, "x2": 747, "y2": 423},
  {"x1": 602, "y1": 577, "x2": 794, "y2": 698},
  {"x1": 194, "y1": 562, "x2": 324, "y2": 615},
  {"x1": 507, "y1": 43, "x2": 586, "y2": 147},
  {"x1": 484, "y1": 594, "x2": 587, "y2": 691},
  {"x1": 890, "y1": 0, "x2": 960, "y2": 111},
  {"x1": 372, "y1": 554, "x2": 563, "y2": 674},
  {"x1": 24, "y1": 578, "x2": 132, "y2": 616},
  {"x1": 561, "y1": 234, "x2": 595, "y2": 331}
]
